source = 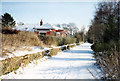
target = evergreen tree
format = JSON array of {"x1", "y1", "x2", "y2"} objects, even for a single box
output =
[{"x1": 2, "y1": 13, "x2": 16, "y2": 28}]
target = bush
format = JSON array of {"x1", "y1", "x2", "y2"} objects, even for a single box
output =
[
  {"x1": 39, "y1": 35, "x2": 57, "y2": 46},
  {"x1": 91, "y1": 43, "x2": 104, "y2": 52},
  {"x1": 2, "y1": 27, "x2": 20, "y2": 34},
  {"x1": 39, "y1": 35, "x2": 76, "y2": 46},
  {"x1": 94, "y1": 47, "x2": 119, "y2": 80},
  {"x1": 91, "y1": 40, "x2": 117, "y2": 52}
]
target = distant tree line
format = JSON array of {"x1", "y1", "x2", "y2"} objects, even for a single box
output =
[
  {"x1": 74, "y1": 26, "x2": 86, "y2": 43},
  {"x1": 56, "y1": 23, "x2": 86, "y2": 42},
  {"x1": 86, "y1": 1, "x2": 119, "y2": 80},
  {"x1": 56, "y1": 23, "x2": 79, "y2": 34}
]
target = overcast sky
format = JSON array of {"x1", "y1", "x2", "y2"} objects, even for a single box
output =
[{"x1": 1, "y1": 0, "x2": 99, "y2": 30}]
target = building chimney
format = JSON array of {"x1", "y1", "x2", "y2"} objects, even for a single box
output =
[{"x1": 40, "y1": 19, "x2": 43, "y2": 26}]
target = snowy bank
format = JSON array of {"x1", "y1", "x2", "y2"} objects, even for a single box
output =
[
  {"x1": 0, "y1": 43, "x2": 98, "y2": 79},
  {"x1": 0, "y1": 43, "x2": 77, "y2": 76}
]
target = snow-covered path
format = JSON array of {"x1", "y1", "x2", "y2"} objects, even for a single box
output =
[{"x1": 1, "y1": 42, "x2": 96, "y2": 79}]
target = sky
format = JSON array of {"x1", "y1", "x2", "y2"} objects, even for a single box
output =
[{"x1": 1, "y1": 0, "x2": 98, "y2": 30}]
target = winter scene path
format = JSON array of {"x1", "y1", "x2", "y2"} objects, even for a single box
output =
[{"x1": 1, "y1": 43, "x2": 96, "y2": 79}]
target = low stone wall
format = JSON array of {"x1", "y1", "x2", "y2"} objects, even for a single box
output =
[
  {"x1": 50, "y1": 47, "x2": 61, "y2": 56},
  {"x1": 0, "y1": 43, "x2": 79, "y2": 76},
  {"x1": 0, "y1": 51, "x2": 45, "y2": 76}
]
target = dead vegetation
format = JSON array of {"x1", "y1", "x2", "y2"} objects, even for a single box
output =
[
  {"x1": 1, "y1": 28, "x2": 77, "y2": 58},
  {"x1": 92, "y1": 46, "x2": 119, "y2": 80},
  {"x1": 1, "y1": 28, "x2": 44, "y2": 57},
  {"x1": 39, "y1": 35, "x2": 76, "y2": 47},
  {"x1": 2, "y1": 31, "x2": 43, "y2": 48}
]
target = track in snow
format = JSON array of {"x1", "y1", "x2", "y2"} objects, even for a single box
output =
[{"x1": 1, "y1": 42, "x2": 96, "y2": 79}]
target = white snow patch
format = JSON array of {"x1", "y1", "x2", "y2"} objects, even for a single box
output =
[
  {"x1": 13, "y1": 47, "x2": 44, "y2": 57},
  {"x1": 0, "y1": 46, "x2": 45, "y2": 61}
]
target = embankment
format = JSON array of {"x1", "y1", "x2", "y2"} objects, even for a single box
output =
[{"x1": 0, "y1": 43, "x2": 82, "y2": 76}]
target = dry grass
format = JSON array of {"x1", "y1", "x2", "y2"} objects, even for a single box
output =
[
  {"x1": 1, "y1": 28, "x2": 77, "y2": 58},
  {"x1": 2, "y1": 31, "x2": 43, "y2": 47},
  {"x1": 2, "y1": 31, "x2": 44, "y2": 51},
  {"x1": 1, "y1": 30, "x2": 44, "y2": 57}
]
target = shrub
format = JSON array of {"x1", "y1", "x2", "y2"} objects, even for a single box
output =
[
  {"x1": 91, "y1": 43, "x2": 104, "y2": 52},
  {"x1": 39, "y1": 35, "x2": 76, "y2": 46},
  {"x1": 94, "y1": 47, "x2": 119, "y2": 80},
  {"x1": 91, "y1": 40, "x2": 117, "y2": 52},
  {"x1": 2, "y1": 27, "x2": 20, "y2": 34}
]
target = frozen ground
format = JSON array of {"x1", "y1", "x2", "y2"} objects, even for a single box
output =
[{"x1": 1, "y1": 42, "x2": 97, "y2": 79}]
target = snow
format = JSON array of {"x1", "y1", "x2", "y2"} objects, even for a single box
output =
[
  {"x1": 34, "y1": 23, "x2": 61, "y2": 30},
  {"x1": 15, "y1": 23, "x2": 62, "y2": 32},
  {"x1": 42, "y1": 23, "x2": 55, "y2": 29},
  {"x1": 0, "y1": 46, "x2": 44, "y2": 61},
  {"x1": 15, "y1": 24, "x2": 36, "y2": 32},
  {"x1": 13, "y1": 47, "x2": 44, "y2": 57},
  {"x1": 50, "y1": 45, "x2": 61, "y2": 48},
  {"x1": 0, "y1": 43, "x2": 98, "y2": 79},
  {"x1": 14, "y1": 23, "x2": 67, "y2": 33}
]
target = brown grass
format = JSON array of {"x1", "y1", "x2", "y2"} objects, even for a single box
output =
[
  {"x1": 2, "y1": 31, "x2": 44, "y2": 48},
  {"x1": 1, "y1": 30, "x2": 44, "y2": 57}
]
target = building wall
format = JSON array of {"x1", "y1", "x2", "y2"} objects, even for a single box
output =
[{"x1": 34, "y1": 29, "x2": 67, "y2": 37}]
